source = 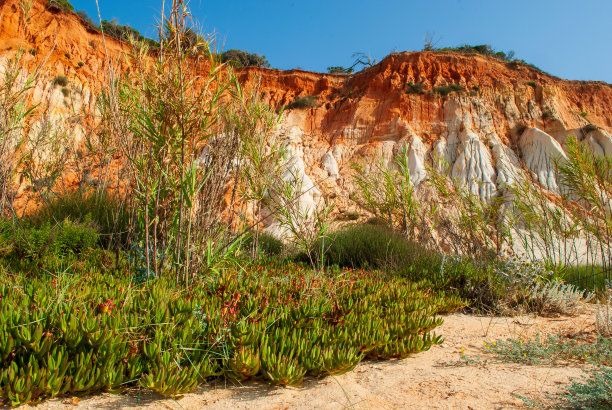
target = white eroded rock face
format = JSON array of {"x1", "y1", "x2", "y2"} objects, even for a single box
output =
[
  {"x1": 263, "y1": 135, "x2": 322, "y2": 239},
  {"x1": 406, "y1": 135, "x2": 427, "y2": 186},
  {"x1": 321, "y1": 152, "x2": 339, "y2": 179},
  {"x1": 519, "y1": 127, "x2": 568, "y2": 193},
  {"x1": 449, "y1": 130, "x2": 497, "y2": 201},
  {"x1": 585, "y1": 129, "x2": 612, "y2": 157}
]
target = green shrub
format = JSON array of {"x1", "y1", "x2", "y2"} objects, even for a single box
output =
[
  {"x1": 406, "y1": 82, "x2": 425, "y2": 94},
  {"x1": 286, "y1": 95, "x2": 318, "y2": 110},
  {"x1": 489, "y1": 334, "x2": 612, "y2": 366},
  {"x1": 220, "y1": 49, "x2": 270, "y2": 68},
  {"x1": 47, "y1": 0, "x2": 74, "y2": 12},
  {"x1": 8, "y1": 219, "x2": 98, "y2": 259},
  {"x1": 432, "y1": 83, "x2": 465, "y2": 96},
  {"x1": 76, "y1": 10, "x2": 95, "y2": 26},
  {"x1": 77, "y1": 61, "x2": 84, "y2": 68},
  {"x1": 244, "y1": 232, "x2": 284, "y2": 257},
  {"x1": 438, "y1": 44, "x2": 512, "y2": 61},
  {"x1": 52, "y1": 75, "x2": 68, "y2": 87},
  {"x1": 560, "y1": 366, "x2": 612, "y2": 409},
  {"x1": 313, "y1": 224, "x2": 441, "y2": 272},
  {"x1": 28, "y1": 49, "x2": 37, "y2": 56},
  {"x1": 100, "y1": 19, "x2": 159, "y2": 48},
  {"x1": 327, "y1": 66, "x2": 354, "y2": 75},
  {"x1": 28, "y1": 190, "x2": 132, "y2": 249}
]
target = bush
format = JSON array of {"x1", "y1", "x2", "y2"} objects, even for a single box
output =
[
  {"x1": 558, "y1": 366, "x2": 612, "y2": 409},
  {"x1": 220, "y1": 49, "x2": 270, "y2": 68},
  {"x1": 438, "y1": 44, "x2": 513, "y2": 61},
  {"x1": 76, "y1": 9, "x2": 95, "y2": 26},
  {"x1": 327, "y1": 66, "x2": 354, "y2": 75},
  {"x1": 6, "y1": 219, "x2": 98, "y2": 259},
  {"x1": 28, "y1": 190, "x2": 132, "y2": 249},
  {"x1": 432, "y1": 83, "x2": 465, "y2": 96},
  {"x1": 100, "y1": 19, "x2": 159, "y2": 48},
  {"x1": 489, "y1": 334, "x2": 612, "y2": 366},
  {"x1": 47, "y1": 0, "x2": 74, "y2": 12},
  {"x1": 52, "y1": 75, "x2": 68, "y2": 87},
  {"x1": 314, "y1": 224, "x2": 441, "y2": 272},
  {"x1": 406, "y1": 82, "x2": 425, "y2": 94},
  {"x1": 286, "y1": 95, "x2": 318, "y2": 110},
  {"x1": 244, "y1": 232, "x2": 284, "y2": 257}
]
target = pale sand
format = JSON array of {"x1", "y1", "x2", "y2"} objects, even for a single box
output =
[{"x1": 34, "y1": 306, "x2": 599, "y2": 410}]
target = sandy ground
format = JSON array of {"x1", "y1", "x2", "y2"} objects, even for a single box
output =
[{"x1": 33, "y1": 306, "x2": 599, "y2": 410}]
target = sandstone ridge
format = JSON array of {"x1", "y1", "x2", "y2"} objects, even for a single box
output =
[{"x1": 1, "y1": 0, "x2": 612, "y2": 219}]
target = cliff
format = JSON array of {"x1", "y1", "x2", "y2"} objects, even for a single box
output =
[{"x1": 1, "y1": 0, "x2": 612, "y2": 218}]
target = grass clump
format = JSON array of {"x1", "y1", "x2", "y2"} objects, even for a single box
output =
[
  {"x1": 0, "y1": 218, "x2": 98, "y2": 260},
  {"x1": 27, "y1": 190, "x2": 132, "y2": 249},
  {"x1": 314, "y1": 224, "x2": 441, "y2": 272},
  {"x1": 47, "y1": 0, "x2": 74, "y2": 12},
  {"x1": 244, "y1": 232, "x2": 284, "y2": 257},
  {"x1": 286, "y1": 95, "x2": 318, "y2": 110},
  {"x1": 488, "y1": 334, "x2": 612, "y2": 366},
  {"x1": 406, "y1": 82, "x2": 425, "y2": 94},
  {"x1": 220, "y1": 49, "x2": 271, "y2": 68},
  {"x1": 432, "y1": 83, "x2": 465, "y2": 96},
  {"x1": 559, "y1": 366, "x2": 612, "y2": 409},
  {"x1": 52, "y1": 75, "x2": 68, "y2": 87}
]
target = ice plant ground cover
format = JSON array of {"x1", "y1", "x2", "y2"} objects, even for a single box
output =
[{"x1": 0, "y1": 250, "x2": 463, "y2": 406}]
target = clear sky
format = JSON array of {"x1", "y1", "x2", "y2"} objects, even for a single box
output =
[{"x1": 71, "y1": 0, "x2": 612, "y2": 83}]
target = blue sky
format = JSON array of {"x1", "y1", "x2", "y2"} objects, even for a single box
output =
[{"x1": 72, "y1": 0, "x2": 612, "y2": 83}]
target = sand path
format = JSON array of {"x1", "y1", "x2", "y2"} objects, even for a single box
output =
[{"x1": 35, "y1": 306, "x2": 598, "y2": 409}]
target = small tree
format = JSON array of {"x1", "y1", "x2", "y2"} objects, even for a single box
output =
[{"x1": 220, "y1": 49, "x2": 271, "y2": 68}]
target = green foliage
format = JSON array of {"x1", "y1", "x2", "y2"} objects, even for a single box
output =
[
  {"x1": 432, "y1": 83, "x2": 465, "y2": 96},
  {"x1": 488, "y1": 334, "x2": 612, "y2": 366},
  {"x1": 327, "y1": 66, "x2": 354, "y2": 75},
  {"x1": 0, "y1": 255, "x2": 462, "y2": 405},
  {"x1": 438, "y1": 44, "x2": 511, "y2": 60},
  {"x1": 100, "y1": 19, "x2": 159, "y2": 48},
  {"x1": 406, "y1": 82, "x2": 425, "y2": 94},
  {"x1": 286, "y1": 95, "x2": 318, "y2": 110},
  {"x1": 220, "y1": 49, "x2": 271, "y2": 68},
  {"x1": 47, "y1": 0, "x2": 74, "y2": 12},
  {"x1": 2, "y1": 218, "x2": 98, "y2": 259},
  {"x1": 253, "y1": 232, "x2": 284, "y2": 257},
  {"x1": 314, "y1": 224, "x2": 440, "y2": 272},
  {"x1": 27, "y1": 190, "x2": 132, "y2": 249},
  {"x1": 52, "y1": 76, "x2": 67, "y2": 87},
  {"x1": 28, "y1": 49, "x2": 37, "y2": 56},
  {"x1": 559, "y1": 366, "x2": 612, "y2": 409},
  {"x1": 75, "y1": 10, "x2": 95, "y2": 27}
]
